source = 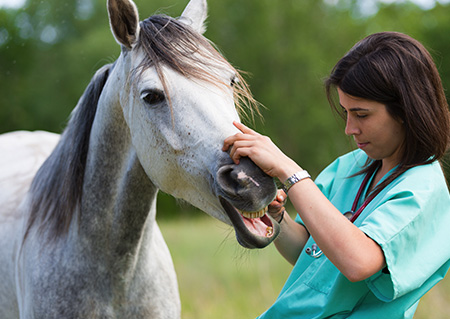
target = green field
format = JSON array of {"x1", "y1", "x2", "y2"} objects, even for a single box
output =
[{"x1": 159, "y1": 216, "x2": 450, "y2": 319}]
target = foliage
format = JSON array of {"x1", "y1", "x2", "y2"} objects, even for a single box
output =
[{"x1": 1, "y1": 0, "x2": 449, "y2": 211}]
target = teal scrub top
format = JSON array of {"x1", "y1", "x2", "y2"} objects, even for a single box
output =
[{"x1": 258, "y1": 149, "x2": 450, "y2": 319}]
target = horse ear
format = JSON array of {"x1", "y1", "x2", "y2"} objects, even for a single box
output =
[
  {"x1": 179, "y1": 0, "x2": 208, "y2": 34},
  {"x1": 107, "y1": 0, "x2": 140, "y2": 49}
]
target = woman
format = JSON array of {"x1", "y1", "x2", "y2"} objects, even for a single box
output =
[{"x1": 223, "y1": 32, "x2": 450, "y2": 318}]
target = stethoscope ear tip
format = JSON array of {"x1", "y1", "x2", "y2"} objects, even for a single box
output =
[{"x1": 305, "y1": 243, "x2": 323, "y2": 258}]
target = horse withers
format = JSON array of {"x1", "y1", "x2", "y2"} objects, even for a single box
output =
[{"x1": 0, "y1": 0, "x2": 280, "y2": 317}]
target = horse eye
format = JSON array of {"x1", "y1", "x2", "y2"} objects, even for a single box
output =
[
  {"x1": 230, "y1": 76, "x2": 239, "y2": 87},
  {"x1": 141, "y1": 89, "x2": 166, "y2": 106}
]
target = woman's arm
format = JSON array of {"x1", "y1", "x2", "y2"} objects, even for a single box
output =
[
  {"x1": 274, "y1": 211, "x2": 310, "y2": 266},
  {"x1": 267, "y1": 190, "x2": 310, "y2": 265},
  {"x1": 287, "y1": 178, "x2": 385, "y2": 282},
  {"x1": 223, "y1": 121, "x2": 386, "y2": 282}
]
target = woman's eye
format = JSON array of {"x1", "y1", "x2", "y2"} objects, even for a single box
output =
[{"x1": 141, "y1": 89, "x2": 166, "y2": 105}]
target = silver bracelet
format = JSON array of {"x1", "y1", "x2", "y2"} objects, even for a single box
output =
[{"x1": 282, "y1": 170, "x2": 311, "y2": 193}]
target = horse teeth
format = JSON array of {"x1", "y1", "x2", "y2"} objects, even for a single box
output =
[{"x1": 239, "y1": 208, "x2": 267, "y2": 219}]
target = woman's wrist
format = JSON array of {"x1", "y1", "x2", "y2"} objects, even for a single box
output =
[{"x1": 277, "y1": 159, "x2": 303, "y2": 183}]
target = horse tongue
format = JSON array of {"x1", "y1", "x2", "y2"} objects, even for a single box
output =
[{"x1": 242, "y1": 216, "x2": 271, "y2": 237}]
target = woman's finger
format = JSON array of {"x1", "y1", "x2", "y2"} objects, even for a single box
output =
[
  {"x1": 223, "y1": 133, "x2": 251, "y2": 153},
  {"x1": 223, "y1": 132, "x2": 244, "y2": 151},
  {"x1": 229, "y1": 144, "x2": 254, "y2": 164},
  {"x1": 233, "y1": 121, "x2": 257, "y2": 135},
  {"x1": 223, "y1": 121, "x2": 260, "y2": 152},
  {"x1": 276, "y1": 189, "x2": 287, "y2": 203}
]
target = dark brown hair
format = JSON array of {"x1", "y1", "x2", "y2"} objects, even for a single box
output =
[{"x1": 325, "y1": 32, "x2": 450, "y2": 193}]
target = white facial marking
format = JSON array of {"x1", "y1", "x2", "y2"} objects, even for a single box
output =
[{"x1": 237, "y1": 171, "x2": 260, "y2": 187}]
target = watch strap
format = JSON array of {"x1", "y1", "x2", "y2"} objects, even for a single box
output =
[{"x1": 282, "y1": 170, "x2": 311, "y2": 193}]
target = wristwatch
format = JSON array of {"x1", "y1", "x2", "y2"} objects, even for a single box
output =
[{"x1": 282, "y1": 170, "x2": 311, "y2": 193}]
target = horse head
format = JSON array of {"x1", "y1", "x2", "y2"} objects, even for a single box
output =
[{"x1": 106, "y1": 0, "x2": 280, "y2": 248}]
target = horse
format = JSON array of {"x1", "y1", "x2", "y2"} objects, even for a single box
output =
[{"x1": 0, "y1": 0, "x2": 280, "y2": 317}]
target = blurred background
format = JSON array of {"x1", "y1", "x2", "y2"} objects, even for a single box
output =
[{"x1": 1, "y1": 0, "x2": 450, "y2": 318}]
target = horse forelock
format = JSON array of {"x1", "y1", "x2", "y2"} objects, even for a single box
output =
[
  {"x1": 24, "y1": 63, "x2": 114, "y2": 244},
  {"x1": 135, "y1": 14, "x2": 261, "y2": 122}
]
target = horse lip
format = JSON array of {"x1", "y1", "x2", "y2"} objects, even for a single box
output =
[{"x1": 219, "y1": 197, "x2": 280, "y2": 249}]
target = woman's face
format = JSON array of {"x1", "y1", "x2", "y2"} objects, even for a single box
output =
[{"x1": 338, "y1": 88, "x2": 406, "y2": 171}]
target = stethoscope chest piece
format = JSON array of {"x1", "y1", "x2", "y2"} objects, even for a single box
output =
[
  {"x1": 344, "y1": 211, "x2": 354, "y2": 220},
  {"x1": 305, "y1": 243, "x2": 323, "y2": 258}
]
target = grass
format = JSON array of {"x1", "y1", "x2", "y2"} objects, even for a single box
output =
[{"x1": 158, "y1": 216, "x2": 450, "y2": 319}]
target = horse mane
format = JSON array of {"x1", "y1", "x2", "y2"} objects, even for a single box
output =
[
  {"x1": 137, "y1": 15, "x2": 261, "y2": 122},
  {"x1": 24, "y1": 63, "x2": 113, "y2": 243}
]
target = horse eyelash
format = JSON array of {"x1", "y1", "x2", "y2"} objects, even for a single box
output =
[{"x1": 141, "y1": 89, "x2": 166, "y2": 106}]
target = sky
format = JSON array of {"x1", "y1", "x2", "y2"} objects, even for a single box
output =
[{"x1": 0, "y1": 0, "x2": 25, "y2": 9}]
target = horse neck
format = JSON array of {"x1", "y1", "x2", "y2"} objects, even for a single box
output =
[{"x1": 78, "y1": 93, "x2": 158, "y2": 265}]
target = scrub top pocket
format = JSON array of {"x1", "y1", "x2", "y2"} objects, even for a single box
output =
[{"x1": 304, "y1": 257, "x2": 341, "y2": 295}]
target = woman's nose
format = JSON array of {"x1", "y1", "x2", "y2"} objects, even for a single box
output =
[{"x1": 345, "y1": 116, "x2": 360, "y2": 136}]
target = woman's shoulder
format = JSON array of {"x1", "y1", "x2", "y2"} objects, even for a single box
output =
[
  {"x1": 322, "y1": 149, "x2": 368, "y2": 176},
  {"x1": 391, "y1": 160, "x2": 449, "y2": 195},
  {"x1": 330, "y1": 149, "x2": 447, "y2": 189},
  {"x1": 314, "y1": 149, "x2": 367, "y2": 196}
]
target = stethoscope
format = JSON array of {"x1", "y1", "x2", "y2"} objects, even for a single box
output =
[{"x1": 305, "y1": 170, "x2": 379, "y2": 259}]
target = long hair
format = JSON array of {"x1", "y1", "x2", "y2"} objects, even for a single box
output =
[
  {"x1": 25, "y1": 64, "x2": 112, "y2": 243},
  {"x1": 325, "y1": 32, "x2": 450, "y2": 193}
]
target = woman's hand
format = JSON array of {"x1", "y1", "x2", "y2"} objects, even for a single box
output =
[
  {"x1": 222, "y1": 121, "x2": 301, "y2": 181},
  {"x1": 268, "y1": 189, "x2": 287, "y2": 222},
  {"x1": 223, "y1": 123, "x2": 386, "y2": 279}
]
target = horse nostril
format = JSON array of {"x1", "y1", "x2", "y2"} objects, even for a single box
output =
[
  {"x1": 217, "y1": 161, "x2": 262, "y2": 195},
  {"x1": 216, "y1": 156, "x2": 277, "y2": 212},
  {"x1": 216, "y1": 165, "x2": 241, "y2": 195}
]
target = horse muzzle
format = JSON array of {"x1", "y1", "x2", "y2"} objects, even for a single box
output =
[{"x1": 215, "y1": 156, "x2": 280, "y2": 249}]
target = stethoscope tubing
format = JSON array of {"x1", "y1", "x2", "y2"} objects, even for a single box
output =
[{"x1": 306, "y1": 167, "x2": 386, "y2": 259}]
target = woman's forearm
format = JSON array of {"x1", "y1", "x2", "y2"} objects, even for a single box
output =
[
  {"x1": 287, "y1": 178, "x2": 386, "y2": 282},
  {"x1": 273, "y1": 212, "x2": 310, "y2": 266}
]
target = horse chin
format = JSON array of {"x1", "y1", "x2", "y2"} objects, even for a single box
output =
[{"x1": 219, "y1": 197, "x2": 280, "y2": 249}]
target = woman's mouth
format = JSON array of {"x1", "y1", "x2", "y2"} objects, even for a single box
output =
[{"x1": 357, "y1": 142, "x2": 369, "y2": 149}]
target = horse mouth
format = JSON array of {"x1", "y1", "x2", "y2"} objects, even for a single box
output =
[{"x1": 219, "y1": 197, "x2": 280, "y2": 249}]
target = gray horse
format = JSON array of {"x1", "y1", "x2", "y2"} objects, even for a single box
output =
[{"x1": 0, "y1": 0, "x2": 280, "y2": 317}]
